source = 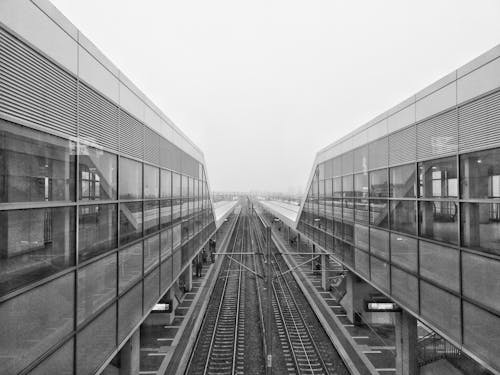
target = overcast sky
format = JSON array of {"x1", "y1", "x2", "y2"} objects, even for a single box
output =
[{"x1": 51, "y1": 0, "x2": 500, "y2": 194}]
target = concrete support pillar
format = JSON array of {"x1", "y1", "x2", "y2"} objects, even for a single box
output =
[
  {"x1": 120, "y1": 329, "x2": 140, "y2": 375},
  {"x1": 394, "y1": 310, "x2": 418, "y2": 375},
  {"x1": 321, "y1": 253, "x2": 330, "y2": 291}
]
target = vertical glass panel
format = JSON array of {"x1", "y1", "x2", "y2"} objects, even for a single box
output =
[
  {"x1": 144, "y1": 267, "x2": 160, "y2": 312},
  {"x1": 172, "y1": 199, "x2": 181, "y2": 224},
  {"x1": 391, "y1": 266, "x2": 418, "y2": 311},
  {"x1": 118, "y1": 243, "x2": 142, "y2": 293},
  {"x1": 369, "y1": 199, "x2": 389, "y2": 228},
  {"x1": 160, "y1": 257, "x2": 173, "y2": 292},
  {"x1": 419, "y1": 241, "x2": 459, "y2": 292},
  {"x1": 354, "y1": 173, "x2": 368, "y2": 197},
  {"x1": 390, "y1": 200, "x2": 416, "y2": 235},
  {"x1": 119, "y1": 158, "x2": 142, "y2": 199},
  {"x1": 325, "y1": 179, "x2": 333, "y2": 197},
  {"x1": 119, "y1": 202, "x2": 143, "y2": 245},
  {"x1": 333, "y1": 199, "x2": 342, "y2": 219},
  {"x1": 354, "y1": 224, "x2": 369, "y2": 250},
  {"x1": 390, "y1": 164, "x2": 415, "y2": 198},
  {"x1": 354, "y1": 199, "x2": 369, "y2": 224},
  {"x1": 343, "y1": 222, "x2": 354, "y2": 243},
  {"x1": 79, "y1": 146, "x2": 117, "y2": 200},
  {"x1": 181, "y1": 220, "x2": 190, "y2": 243},
  {"x1": 342, "y1": 151, "x2": 353, "y2": 175},
  {"x1": 420, "y1": 281, "x2": 461, "y2": 342},
  {"x1": 418, "y1": 157, "x2": 457, "y2": 198},
  {"x1": 77, "y1": 253, "x2": 117, "y2": 324},
  {"x1": 181, "y1": 175, "x2": 189, "y2": 198},
  {"x1": 0, "y1": 120, "x2": 76, "y2": 203},
  {"x1": 160, "y1": 170, "x2": 172, "y2": 198},
  {"x1": 462, "y1": 252, "x2": 500, "y2": 314},
  {"x1": 144, "y1": 234, "x2": 160, "y2": 273},
  {"x1": 172, "y1": 172, "x2": 181, "y2": 198},
  {"x1": 118, "y1": 281, "x2": 142, "y2": 342},
  {"x1": 172, "y1": 224, "x2": 181, "y2": 249},
  {"x1": 460, "y1": 148, "x2": 500, "y2": 199},
  {"x1": 461, "y1": 203, "x2": 500, "y2": 255},
  {"x1": 419, "y1": 201, "x2": 458, "y2": 244},
  {"x1": 370, "y1": 256, "x2": 389, "y2": 291},
  {"x1": 143, "y1": 200, "x2": 159, "y2": 235},
  {"x1": 29, "y1": 338, "x2": 73, "y2": 375},
  {"x1": 76, "y1": 304, "x2": 117, "y2": 375},
  {"x1": 79, "y1": 204, "x2": 117, "y2": 262},
  {"x1": 333, "y1": 177, "x2": 342, "y2": 197},
  {"x1": 370, "y1": 228, "x2": 389, "y2": 260},
  {"x1": 342, "y1": 175, "x2": 353, "y2": 197},
  {"x1": 354, "y1": 248, "x2": 369, "y2": 277},
  {"x1": 172, "y1": 247, "x2": 182, "y2": 276},
  {"x1": 343, "y1": 199, "x2": 354, "y2": 222},
  {"x1": 0, "y1": 273, "x2": 74, "y2": 375},
  {"x1": 181, "y1": 199, "x2": 189, "y2": 218},
  {"x1": 462, "y1": 302, "x2": 500, "y2": 371},
  {"x1": 369, "y1": 169, "x2": 388, "y2": 197},
  {"x1": 160, "y1": 229, "x2": 173, "y2": 260},
  {"x1": 354, "y1": 145, "x2": 368, "y2": 172},
  {"x1": 0, "y1": 207, "x2": 75, "y2": 295},
  {"x1": 160, "y1": 200, "x2": 172, "y2": 229},
  {"x1": 144, "y1": 164, "x2": 159, "y2": 199},
  {"x1": 390, "y1": 233, "x2": 418, "y2": 272}
]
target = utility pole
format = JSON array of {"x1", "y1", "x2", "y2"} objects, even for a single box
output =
[{"x1": 266, "y1": 225, "x2": 273, "y2": 375}]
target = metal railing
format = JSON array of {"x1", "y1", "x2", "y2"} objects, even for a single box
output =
[{"x1": 417, "y1": 332, "x2": 463, "y2": 367}]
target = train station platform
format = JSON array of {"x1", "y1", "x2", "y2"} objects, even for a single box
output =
[
  {"x1": 214, "y1": 200, "x2": 238, "y2": 228},
  {"x1": 258, "y1": 200, "x2": 299, "y2": 228}
]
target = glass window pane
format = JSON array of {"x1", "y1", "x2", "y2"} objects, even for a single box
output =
[
  {"x1": 342, "y1": 175, "x2": 353, "y2": 197},
  {"x1": 76, "y1": 304, "x2": 117, "y2": 375},
  {"x1": 354, "y1": 199, "x2": 369, "y2": 224},
  {"x1": 390, "y1": 233, "x2": 417, "y2": 272},
  {"x1": 0, "y1": 207, "x2": 75, "y2": 296},
  {"x1": 119, "y1": 202, "x2": 143, "y2": 245},
  {"x1": 463, "y1": 302, "x2": 500, "y2": 371},
  {"x1": 419, "y1": 201, "x2": 458, "y2": 245},
  {"x1": 29, "y1": 338, "x2": 73, "y2": 375},
  {"x1": 354, "y1": 224, "x2": 369, "y2": 250},
  {"x1": 461, "y1": 203, "x2": 500, "y2": 255},
  {"x1": 369, "y1": 199, "x2": 389, "y2": 228},
  {"x1": 0, "y1": 120, "x2": 76, "y2": 203},
  {"x1": 390, "y1": 164, "x2": 415, "y2": 198},
  {"x1": 370, "y1": 256, "x2": 389, "y2": 291},
  {"x1": 144, "y1": 267, "x2": 160, "y2": 312},
  {"x1": 0, "y1": 273, "x2": 74, "y2": 375},
  {"x1": 160, "y1": 200, "x2": 172, "y2": 229},
  {"x1": 144, "y1": 234, "x2": 160, "y2": 273},
  {"x1": 144, "y1": 165, "x2": 159, "y2": 199},
  {"x1": 370, "y1": 227, "x2": 389, "y2": 260},
  {"x1": 161, "y1": 258, "x2": 173, "y2": 291},
  {"x1": 160, "y1": 229, "x2": 173, "y2": 260},
  {"x1": 391, "y1": 266, "x2": 418, "y2": 311},
  {"x1": 144, "y1": 200, "x2": 159, "y2": 235},
  {"x1": 420, "y1": 281, "x2": 461, "y2": 342},
  {"x1": 118, "y1": 281, "x2": 142, "y2": 342},
  {"x1": 160, "y1": 170, "x2": 172, "y2": 198},
  {"x1": 79, "y1": 146, "x2": 117, "y2": 200},
  {"x1": 369, "y1": 169, "x2": 388, "y2": 197},
  {"x1": 460, "y1": 148, "x2": 500, "y2": 199},
  {"x1": 77, "y1": 253, "x2": 117, "y2": 324},
  {"x1": 79, "y1": 204, "x2": 117, "y2": 262},
  {"x1": 333, "y1": 177, "x2": 342, "y2": 197},
  {"x1": 418, "y1": 157, "x2": 457, "y2": 198},
  {"x1": 354, "y1": 173, "x2": 368, "y2": 197},
  {"x1": 419, "y1": 241, "x2": 459, "y2": 292},
  {"x1": 181, "y1": 175, "x2": 189, "y2": 198},
  {"x1": 119, "y1": 243, "x2": 142, "y2": 293},
  {"x1": 172, "y1": 199, "x2": 181, "y2": 225},
  {"x1": 354, "y1": 248, "x2": 369, "y2": 277},
  {"x1": 354, "y1": 145, "x2": 368, "y2": 172},
  {"x1": 172, "y1": 173, "x2": 181, "y2": 198},
  {"x1": 343, "y1": 198, "x2": 354, "y2": 222},
  {"x1": 462, "y1": 252, "x2": 500, "y2": 314},
  {"x1": 390, "y1": 200, "x2": 416, "y2": 235},
  {"x1": 119, "y1": 158, "x2": 142, "y2": 199}
]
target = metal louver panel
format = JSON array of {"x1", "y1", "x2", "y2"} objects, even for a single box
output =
[
  {"x1": 0, "y1": 28, "x2": 77, "y2": 136},
  {"x1": 144, "y1": 127, "x2": 160, "y2": 164},
  {"x1": 459, "y1": 90, "x2": 500, "y2": 153},
  {"x1": 369, "y1": 137, "x2": 388, "y2": 169},
  {"x1": 119, "y1": 110, "x2": 144, "y2": 159},
  {"x1": 78, "y1": 82, "x2": 119, "y2": 150},
  {"x1": 389, "y1": 125, "x2": 416, "y2": 165},
  {"x1": 417, "y1": 109, "x2": 458, "y2": 159}
]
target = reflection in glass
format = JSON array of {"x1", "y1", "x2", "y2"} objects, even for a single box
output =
[
  {"x1": 390, "y1": 164, "x2": 415, "y2": 197},
  {"x1": 461, "y1": 203, "x2": 500, "y2": 256},
  {"x1": 0, "y1": 120, "x2": 76, "y2": 203},
  {"x1": 160, "y1": 229, "x2": 172, "y2": 260},
  {"x1": 119, "y1": 158, "x2": 142, "y2": 199},
  {"x1": 390, "y1": 200, "x2": 416, "y2": 235},
  {"x1": 370, "y1": 228, "x2": 389, "y2": 259},
  {"x1": 419, "y1": 241, "x2": 459, "y2": 292},
  {"x1": 172, "y1": 173, "x2": 181, "y2": 198},
  {"x1": 79, "y1": 146, "x2": 116, "y2": 200},
  {"x1": 120, "y1": 202, "x2": 143, "y2": 245},
  {"x1": 0, "y1": 207, "x2": 75, "y2": 295},
  {"x1": 144, "y1": 234, "x2": 160, "y2": 273},
  {"x1": 354, "y1": 173, "x2": 368, "y2": 197},
  {"x1": 460, "y1": 148, "x2": 500, "y2": 199},
  {"x1": 79, "y1": 204, "x2": 117, "y2": 261},
  {"x1": 160, "y1": 170, "x2": 172, "y2": 198},
  {"x1": 342, "y1": 175, "x2": 353, "y2": 197},
  {"x1": 419, "y1": 157, "x2": 457, "y2": 198},
  {"x1": 369, "y1": 169, "x2": 388, "y2": 197},
  {"x1": 118, "y1": 243, "x2": 142, "y2": 293},
  {"x1": 419, "y1": 201, "x2": 458, "y2": 244},
  {"x1": 144, "y1": 165, "x2": 159, "y2": 199},
  {"x1": 390, "y1": 233, "x2": 417, "y2": 271},
  {"x1": 370, "y1": 199, "x2": 389, "y2": 228},
  {"x1": 144, "y1": 200, "x2": 159, "y2": 235},
  {"x1": 160, "y1": 200, "x2": 172, "y2": 228}
]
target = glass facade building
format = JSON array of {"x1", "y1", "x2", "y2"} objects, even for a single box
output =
[
  {"x1": 297, "y1": 47, "x2": 500, "y2": 373},
  {"x1": 0, "y1": 6, "x2": 216, "y2": 375}
]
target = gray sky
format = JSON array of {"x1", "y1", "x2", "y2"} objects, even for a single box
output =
[{"x1": 51, "y1": 0, "x2": 500, "y2": 194}]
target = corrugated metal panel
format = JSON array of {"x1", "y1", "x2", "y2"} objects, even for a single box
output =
[
  {"x1": 459, "y1": 90, "x2": 500, "y2": 153},
  {"x1": 389, "y1": 126, "x2": 416, "y2": 165},
  {"x1": 368, "y1": 137, "x2": 388, "y2": 169},
  {"x1": 119, "y1": 110, "x2": 144, "y2": 159},
  {"x1": 417, "y1": 109, "x2": 458, "y2": 159},
  {"x1": 79, "y1": 82, "x2": 119, "y2": 150},
  {"x1": 144, "y1": 126, "x2": 160, "y2": 164},
  {"x1": 0, "y1": 27, "x2": 77, "y2": 136}
]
